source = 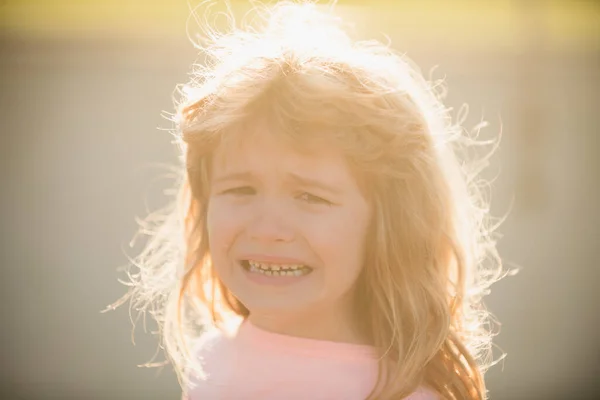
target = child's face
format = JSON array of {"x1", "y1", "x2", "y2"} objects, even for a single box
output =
[{"x1": 206, "y1": 127, "x2": 371, "y2": 318}]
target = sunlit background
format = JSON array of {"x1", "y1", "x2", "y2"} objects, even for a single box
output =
[{"x1": 1, "y1": 0, "x2": 598, "y2": 399}]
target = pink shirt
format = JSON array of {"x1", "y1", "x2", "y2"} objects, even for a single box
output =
[{"x1": 186, "y1": 320, "x2": 436, "y2": 399}]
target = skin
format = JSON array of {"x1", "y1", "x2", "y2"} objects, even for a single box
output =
[{"x1": 206, "y1": 126, "x2": 371, "y2": 344}]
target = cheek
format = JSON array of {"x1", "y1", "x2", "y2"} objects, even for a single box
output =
[
  {"x1": 206, "y1": 199, "x2": 244, "y2": 256},
  {"x1": 309, "y1": 208, "x2": 369, "y2": 275}
]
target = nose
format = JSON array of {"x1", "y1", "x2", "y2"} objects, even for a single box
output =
[{"x1": 247, "y1": 199, "x2": 295, "y2": 243}]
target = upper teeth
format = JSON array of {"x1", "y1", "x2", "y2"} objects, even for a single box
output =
[{"x1": 248, "y1": 260, "x2": 305, "y2": 271}]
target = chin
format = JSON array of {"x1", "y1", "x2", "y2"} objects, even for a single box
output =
[{"x1": 235, "y1": 288, "x2": 320, "y2": 315}]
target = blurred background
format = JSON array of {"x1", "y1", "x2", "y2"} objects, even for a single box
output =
[{"x1": 1, "y1": 0, "x2": 598, "y2": 399}]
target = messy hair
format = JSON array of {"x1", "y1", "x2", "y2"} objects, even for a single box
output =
[{"x1": 109, "y1": 1, "x2": 506, "y2": 399}]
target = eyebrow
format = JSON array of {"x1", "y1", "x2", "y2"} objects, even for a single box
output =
[
  {"x1": 212, "y1": 171, "x2": 345, "y2": 195},
  {"x1": 212, "y1": 172, "x2": 255, "y2": 185},
  {"x1": 287, "y1": 172, "x2": 345, "y2": 195}
]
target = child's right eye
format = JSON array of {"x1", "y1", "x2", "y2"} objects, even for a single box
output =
[{"x1": 221, "y1": 186, "x2": 256, "y2": 196}]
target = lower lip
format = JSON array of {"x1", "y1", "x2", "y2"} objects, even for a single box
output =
[{"x1": 239, "y1": 263, "x2": 312, "y2": 286}]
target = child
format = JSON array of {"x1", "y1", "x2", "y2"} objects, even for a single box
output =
[{"x1": 111, "y1": 1, "x2": 504, "y2": 399}]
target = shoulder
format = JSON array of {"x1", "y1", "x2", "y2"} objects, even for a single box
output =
[
  {"x1": 185, "y1": 327, "x2": 239, "y2": 398},
  {"x1": 191, "y1": 326, "x2": 238, "y2": 368},
  {"x1": 406, "y1": 387, "x2": 440, "y2": 400},
  {"x1": 188, "y1": 327, "x2": 239, "y2": 382},
  {"x1": 194, "y1": 327, "x2": 231, "y2": 352}
]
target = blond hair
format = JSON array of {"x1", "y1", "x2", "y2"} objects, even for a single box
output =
[{"x1": 109, "y1": 1, "x2": 506, "y2": 399}]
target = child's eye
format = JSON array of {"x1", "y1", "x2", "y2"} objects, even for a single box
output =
[
  {"x1": 221, "y1": 186, "x2": 256, "y2": 196},
  {"x1": 297, "y1": 192, "x2": 332, "y2": 206}
]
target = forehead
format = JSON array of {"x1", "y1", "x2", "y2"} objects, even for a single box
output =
[
  {"x1": 211, "y1": 123, "x2": 355, "y2": 183},
  {"x1": 218, "y1": 113, "x2": 331, "y2": 153}
]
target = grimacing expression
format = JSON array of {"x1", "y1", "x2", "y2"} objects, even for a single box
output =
[{"x1": 206, "y1": 127, "x2": 371, "y2": 315}]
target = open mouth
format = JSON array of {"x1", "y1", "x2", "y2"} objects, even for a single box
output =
[{"x1": 240, "y1": 260, "x2": 313, "y2": 277}]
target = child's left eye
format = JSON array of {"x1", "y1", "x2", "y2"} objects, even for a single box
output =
[{"x1": 297, "y1": 192, "x2": 332, "y2": 206}]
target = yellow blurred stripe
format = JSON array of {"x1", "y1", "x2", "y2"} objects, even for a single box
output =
[
  {"x1": 0, "y1": 0, "x2": 597, "y2": 50},
  {"x1": 0, "y1": 0, "x2": 188, "y2": 37}
]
